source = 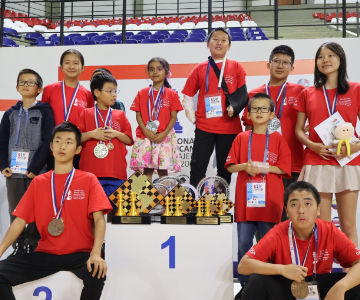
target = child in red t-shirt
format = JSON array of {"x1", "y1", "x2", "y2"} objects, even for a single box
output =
[
  {"x1": 225, "y1": 93, "x2": 291, "y2": 275},
  {"x1": 295, "y1": 42, "x2": 360, "y2": 246},
  {"x1": 130, "y1": 57, "x2": 183, "y2": 183},
  {"x1": 42, "y1": 49, "x2": 93, "y2": 127},
  {"x1": 78, "y1": 72, "x2": 133, "y2": 200}
]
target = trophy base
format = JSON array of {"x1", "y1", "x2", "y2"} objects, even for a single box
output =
[
  {"x1": 112, "y1": 215, "x2": 151, "y2": 224},
  {"x1": 193, "y1": 216, "x2": 220, "y2": 225},
  {"x1": 160, "y1": 216, "x2": 194, "y2": 225},
  {"x1": 219, "y1": 214, "x2": 233, "y2": 223}
]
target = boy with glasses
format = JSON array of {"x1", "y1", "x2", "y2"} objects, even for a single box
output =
[
  {"x1": 0, "y1": 69, "x2": 55, "y2": 253},
  {"x1": 242, "y1": 45, "x2": 305, "y2": 191},
  {"x1": 225, "y1": 93, "x2": 291, "y2": 286},
  {"x1": 78, "y1": 73, "x2": 133, "y2": 207}
]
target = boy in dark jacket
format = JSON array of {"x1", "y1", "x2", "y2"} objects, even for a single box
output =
[{"x1": 0, "y1": 69, "x2": 54, "y2": 252}]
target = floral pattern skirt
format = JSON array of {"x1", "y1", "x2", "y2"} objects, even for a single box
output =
[{"x1": 130, "y1": 129, "x2": 181, "y2": 173}]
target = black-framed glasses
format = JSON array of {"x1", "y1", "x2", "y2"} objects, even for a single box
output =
[
  {"x1": 100, "y1": 89, "x2": 118, "y2": 95},
  {"x1": 18, "y1": 80, "x2": 38, "y2": 87},
  {"x1": 270, "y1": 59, "x2": 292, "y2": 68},
  {"x1": 249, "y1": 106, "x2": 271, "y2": 113}
]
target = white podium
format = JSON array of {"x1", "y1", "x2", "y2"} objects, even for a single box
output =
[{"x1": 12, "y1": 222, "x2": 233, "y2": 300}]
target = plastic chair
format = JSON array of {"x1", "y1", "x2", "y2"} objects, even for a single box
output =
[
  {"x1": 77, "y1": 40, "x2": 96, "y2": 45},
  {"x1": 164, "y1": 38, "x2": 181, "y2": 43},
  {"x1": 110, "y1": 35, "x2": 124, "y2": 43},
  {"x1": 102, "y1": 32, "x2": 116, "y2": 39},
  {"x1": 231, "y1": 36, "x2": 247, "y2": 41},
  {"x1": 125, "y1": 39, "x2": 138, "y2": 44},
  {"x1": 2, "y1": 37, "x2": 18, "y2": 47},
  {"x1": 36, "y1": 40, "x2": 55, "y2": 46},
  {"x1": 141, "y1": 38, "x2": 160, "y2": 43},
  {"x1": 99, "y1": 40, "x2": 117, "y2": 44},
  {"x1": 84, "y1": 32, "x2": 98, "y2": 39},
  {"x1": 91, "y1": 35, "x2": 109, "y2": 43},
  {"x1": 184, "y1": 37, "x2": 204, "y2": 42},
  {"x1": 128, "y1": 35, "x2": 146, "y2": 42},
  {"x1": 71, "y1": 36, "x2": 89, "y2": 44}
]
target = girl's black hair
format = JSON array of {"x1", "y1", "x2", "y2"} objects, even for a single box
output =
[
  {"x1": 314, "y1": 42, "x2": 349, "y2": 94},
  {"x1": 60, "y1": 49, "x2": 85, "y2": 67},
  {"x1": 147, "y1": 57, "x2": 171, "y2": 88}
]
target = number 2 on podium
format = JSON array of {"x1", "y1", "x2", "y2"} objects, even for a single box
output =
[{"x1": 161, "y1": 236, "x2": 175, "y2": 269}]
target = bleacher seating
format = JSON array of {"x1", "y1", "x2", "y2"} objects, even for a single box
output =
[{"x1": 313, "y1": 11, "x2": 360, "y2": 24}]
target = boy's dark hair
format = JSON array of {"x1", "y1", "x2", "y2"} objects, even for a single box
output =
[
  {"x1": 17, "y1": 68, "x2": 43, "y2": 89},
  {"x1": 269, "y1": 45, "x2": 295, "y2": 65},
  {"x1": 284, "y1": 181, "x2": 321, "y2": 207},
  {"x1": 247, "y1": 93, "x2": 275, "y2": 112},
  {"x1": 147, "y1": 57, "x2": 172, "y2": 88},
  {"x1": 60, "y1": 49, "x2": 85, "y2": 67},
  {"x1": 90, "y1": 73, "x2": 117, "y2": 101},
  {"x1": 52, "y1": 121, "x2": 82, "y2": 147},
  {"x1": 314, "y1": 42, "x2": 349, "y2": 94},
  {"x1": 207, "y1": 27, "x2": 231, "y2": 45},
  {"x1": 92, "y1": 68, "x2": 112, "y2": 78}
]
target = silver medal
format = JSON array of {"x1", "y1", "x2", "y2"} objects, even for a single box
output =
[
  {"x1": 267, "y1": 117, "x2": 281, "y2": 134},
  {"x1": 146, "y1": 121, "x2": 159, "y2": 133},
  {"x1": 94, "y1": 143, "x2": 109, "y2": 158}
]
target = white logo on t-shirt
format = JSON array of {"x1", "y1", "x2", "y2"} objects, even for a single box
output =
[{"x1": 66, "y1": 190, "x2": 72, "y2": 200}]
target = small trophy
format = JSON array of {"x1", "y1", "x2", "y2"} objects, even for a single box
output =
[
  {"x1": 161, "y1": 195, "x2": 191, "y2": 224},
  {"x1": 216, "y1": 193, "x2": 234, "y2": 223},
  {"x1": 194, "y1": 193, "x2": 220, "y2": 225},
  {"x1": 112, "y1": 191, "x2": 151, "y2": 224},
  {"x1": 195, "y1": 200, "x2": 203, "y2": 217},
  {"x1": 217, "y1": 197, "x2": 225, "y2": 216},
  {"x1": 163, "y1": 196, "x2": 171, "y2": 217},
  {"x1": 173, "y1": 197, "x2": 183, "y2": 217}
]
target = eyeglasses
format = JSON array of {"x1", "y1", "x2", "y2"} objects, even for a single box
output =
[
  {"x1": 100, "y1": 89, "x2": 118, "y2": 95},
  {"x1": 249, "y1": 106, "x2": 271, "y2": 113},
  {"x1": 270, "y1": 59, "x2": 292, "y2": 68},
  {"x1": 18, "y1": 80, "x2": 38, "y2": 87}
]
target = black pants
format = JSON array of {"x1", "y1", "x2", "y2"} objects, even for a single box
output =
[
  {"x1": 0, "y1": 252, "x2": 105, "y2": 300},
  {"x1": 190, "y1": 128, "x2": 237, "y2": 187},
  {"x1": 241, "y1": 273, "x2": 360, "y2": 300}
]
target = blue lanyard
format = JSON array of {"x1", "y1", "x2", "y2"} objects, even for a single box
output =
[
  {"x1": 205, "y1": 60, "x2": 225, "y2": 94},
  {"x1": 248, "y1": 130, "x2": 269, "y2": 163},
  {"x1": 147, "y1": 85, "x2": 164, "y2": 121},
  {"x1": 61, "y1": 81, "x2": 80, "y2": 121},
  {"x1": 15, "y1": 106, "x2": 29, "y2": 146},
  {"x1": 322, "y1": 86, "x2": 338, "y2": 116},
  {"x1": 95, "y1": 105, "x2": 112, "y2": 129},
  {"x1": 264, "y1": 82, "x2": 287, "y2": 118},
  {"x1": 51, "y1": 168, "x2": 75, "y2": 219}
]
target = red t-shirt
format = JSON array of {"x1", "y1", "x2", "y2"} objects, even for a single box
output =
[
  {"x1": 13, "y1": 170, "x2": 112, "y2": 255},
  {"x1": 42, "y1": 81, "x2": 94, "y2": 126},
  {"x1": 242, "y1": 83, "x2": 305, "y2": 173},
  {"x1": 295, "y1": 82, "x2": 360, "y2": 166},
  {"x1": 182, "y1": 59, "x2": 246, "y2": 134},
  {"x1": 247, "y1": 219, "x2": 360, "y2": 276},
  {"x1": 78, "y1": 107, "x2": 133, "y2": 180},
  {"x1": 130, "y1": 86, "x2": 183, "y2": 139},
  {"x1": 225, "y1": 131, "x2": 291, "y2": 223}
]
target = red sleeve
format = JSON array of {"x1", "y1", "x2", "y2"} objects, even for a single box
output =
[
  {"x1": 225, "y1": 134, "x2": 241, "y2": 168},
  {"x1": 170, "y1": 90, "x2": 184, "y2": 112},
  {"x1": 87, "y1": 174, "x2": 113, "y2": 217},
  {"x1": 77, "y1": 109, "x2": 86, "y2": 133},
  {"x1": 236, "y1": 62, "x2": 247, "y2": 88},
  {"x1": 130, "y1": 90, "x2": 142, "y2": 112},
  {"x1": 13, "y1": 177, "x2": 36, "y2": 223},
  {"x1": 120, "y1": 112, "x2": 134, "y2": 145},
  {"x1": 276, "y1": 134, "x2": 292, "y2": 177},
  {"x1": 294, "y1": 88, "x2": 306, "y2": 113},
  {"x1": 41, "y1": 85, "x2": 50, "y2": 103},
  {"x1": 246, "y1": 228, "x2": 277, "y2": 262},
  {"x1": 333, "y1": 224, "x2": 360, "y2": 268},
  {"x1": 181, "y1": 65, "x2": 200, "y2": 97}
]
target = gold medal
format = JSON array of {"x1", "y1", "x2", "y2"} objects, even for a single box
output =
[
  {"x1": 291, "y1": 280, "x2": 309, "y2": 299},
  {"x1": 48, "y1": 218, "x2": 64, "y2": 236},
  {"x1": 107, "y1": 142, "x2": 114, "y2": 150}
]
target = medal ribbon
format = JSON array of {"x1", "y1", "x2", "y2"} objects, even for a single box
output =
[
  {"x1": 288, "y1": 222, "x2": 319, "y2": 277},
  {"x1": 147, "y1": 85, "x2": 164, "y2": 121},
  {"x1": 322, "y1": 86, "x2": 338, "y2": 116},
  {"x1": 51, "y1": 168, "x2": 75, "y2": 219},
  {"x1": 61, "y1": 81, "x2": 80, "y2": 121},
  {"x1": 94, "y1": 105, "x2": 113, "y2": 129},
  {"x1": 265, "y1": 82, "x2": 287, "y2": 118},
  {"x1": 205, "y1": 56, "x2": 227, "y2": 93}
]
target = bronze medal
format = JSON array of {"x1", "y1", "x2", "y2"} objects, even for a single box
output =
[
  {"x1": 107, "y1": 142, "x2": 114, "y2": 150},
  {"x1": 291, "y1": 280, "x2": 309, "y2": 299},
  {"x1": 48, "y1": 218, "x2": 64, "y2": 236}
]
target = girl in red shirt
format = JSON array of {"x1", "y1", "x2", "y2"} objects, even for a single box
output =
[
  {"x1": 295, "y1": 42, "x2": 360, "y2": 246},
  {"x1": 130, "y1": 57, "x2": 183, "y2": 182}
]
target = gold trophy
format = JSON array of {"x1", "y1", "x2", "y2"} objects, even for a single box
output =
[
  {"x1": 173, "y1": 196, "x2": 183, "y2": 216},
  {"x1": 163, "y1": 196, "x2": 172, "y2": 217},
  {"x1": 217, "y1": 197, "x2": 224, "y2": 216},
  {"x1": 115, "y1": 193, "x2": 125, "y2": 216},
  {"x1": 128, "y1": 191, "x2": 139, "y2": 216},
  {"x1": 204, "y1": 199, "x2": 212, "y2": 217},
  {"x1": 196, "y1": 200, "x2": 203, "y2": 217}
]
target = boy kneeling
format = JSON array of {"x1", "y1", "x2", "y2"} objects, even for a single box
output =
[{"x1": 238, "y1": 181, "x2": 360, "y2": 300}]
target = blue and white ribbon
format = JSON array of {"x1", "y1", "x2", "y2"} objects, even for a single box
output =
[{"x1": 61, "y1": 81, "x2": 80, "y2": 121}]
